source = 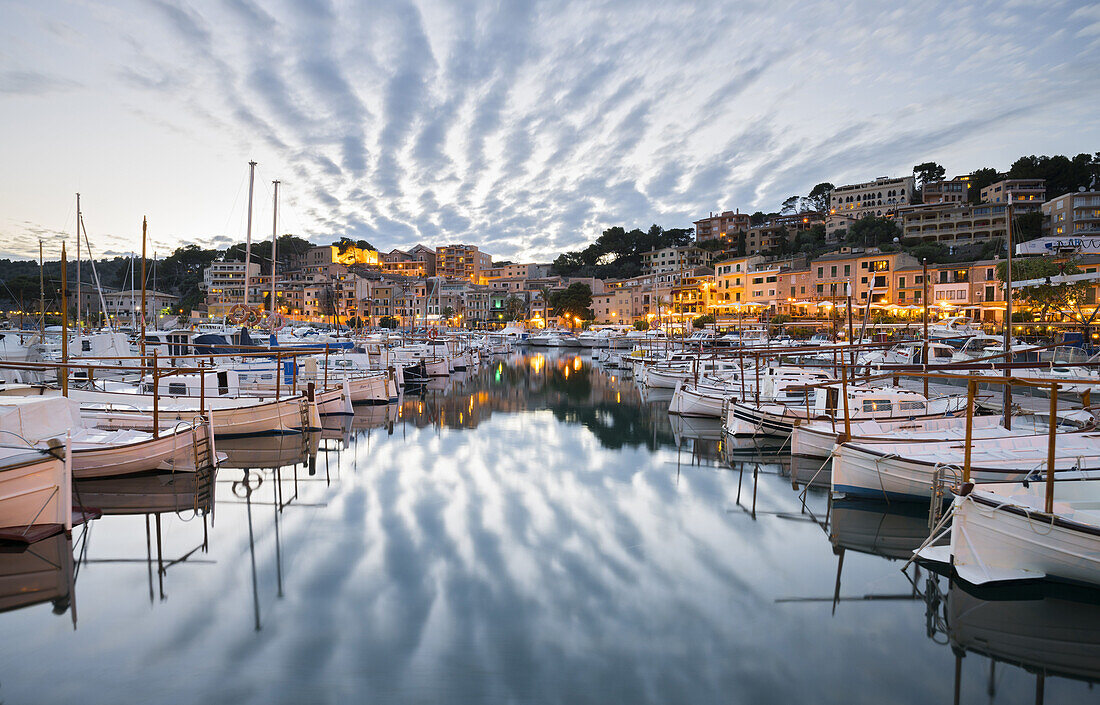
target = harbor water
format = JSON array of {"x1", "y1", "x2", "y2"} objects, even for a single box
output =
[{"x1": 1, "y1": 352, "x2": 1096, "y2": 704}]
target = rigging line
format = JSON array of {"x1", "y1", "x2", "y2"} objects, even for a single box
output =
[{"x1": 221, "y1": 167, "x2": 250, "y2": 236}]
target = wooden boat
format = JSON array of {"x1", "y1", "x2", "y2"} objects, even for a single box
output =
[
  {"x1": 726, "y1": 386, "x2": 966, "y2": 438},
  {"x1": 0, "y1": 442, "x2": 71, "y2": 533},
  {"x1": 944, "y1": 478, "x2": 1100, "y2": 587},
  {"x1": 834, "y1": 435, "x2": 1100, "y2": 502},
  {"x1": 792, "y1": 415, "x2": 1013, "y2": 459}
]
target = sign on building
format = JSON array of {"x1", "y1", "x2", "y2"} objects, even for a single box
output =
[{"x1": 1016, "y1": 237, "x2": 1100, "y2": 256}]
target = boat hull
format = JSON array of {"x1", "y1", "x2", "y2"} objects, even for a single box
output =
[
  {"x1": 952, "y1": 489, "x2": 1100, "y2": 586},
  {"x1": 0, "y1": 450, "x2": 70, "y2": 531}
]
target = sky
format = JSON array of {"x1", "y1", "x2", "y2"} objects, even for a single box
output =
[{"x1": 0, "y1": 0, "x2": 1098, "y2": 263}]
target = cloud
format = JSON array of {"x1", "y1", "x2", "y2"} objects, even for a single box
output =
[
  {"x1": 0, "y1": 69, "x2": 79, "y2": 94},
  {"x1": 0, "y1": 0, "x2": 1097, "y2": 260}
]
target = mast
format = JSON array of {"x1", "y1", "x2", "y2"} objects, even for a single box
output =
[
  {"x1": 1003, "y1": 204, "x2": 1013, "y2": 430},
  {"x1": 130, "y1": 253, "x2": 136, "y2": 328},
  {"x1": 75, "y1": 193, "x2": 81, "y2": 331},
  {"x1": 270, "y1": 179, "x2": 279, "y2": 326},
  {"x1": 38, "y1": 240, "x2": 45, "y2": 332},
  {"x1": 153, "y1": 250, "x2": 158, "y2": 331},
  {"x1": 922, "y1": 258, "x2": 929, "y2": 399},
  {"x1": 141, "y1": 216, "x2": 147, "y2": 357},
  {"x1": 243, "y1": 160, "x2": 257, "y2": 309},
  {"x1": 61, "y1": 243, "x2": 68, "y2": 396},
  {"x1": 80, "y1": 217, "x2": 111, "y2": 331}
]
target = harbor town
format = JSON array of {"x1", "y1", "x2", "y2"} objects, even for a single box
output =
[{"x1": 3, "y1": 1, "x2": 1100, "y2": 703}]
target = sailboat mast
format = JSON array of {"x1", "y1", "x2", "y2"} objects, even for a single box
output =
[
  {"x1": 141, "y1": 216, "x2": 147, "y2": 357},
  {"x1": 270, "y1": 179, "x2": 279, "y2": 325},
  {"x1": 38, "y1": 240, "x2": 44, "y2": 332},
  {"x1": 243, "y1": 160, "x2": 257, "y2": 309},
  {"x1": 75, "y1": 193, "x2": 81, "y2": 331}
]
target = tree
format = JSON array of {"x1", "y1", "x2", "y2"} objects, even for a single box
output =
[
  {"x1": 807, "y1": 182, "x2": 834, "y2": 212},
  {"x1": 780, "y1": 196, "x2": 802, "y2": 214},
  {"x1": 1014, "y1": 210, "x2": 1043, "y2": 242},
  {"x1": 750, "y1": 211, "x2": 767, "y2": 226},
  {"x1": 547, "y1": 283, "x2": 593, "y2": 322},
  {"x1": 441, "y1": 305, "x2": 455, "y2": 320},
  {"x1": 913, "y1": 161, "x2": 947, "y2": 187},
  {"x1": 1007, "y1": 153, "x2": 1100, "y2": 199},
  {"x1": 996, "y1": 258, "x2": 1099, "y2": 328},
  {"x1": 379, "y1": 315, "x2": 398, "y2": 329},
  {"x1": 966, "y1": 167, "x2": 1001, "y2": 204},
  {"x1": 633, "y1": 319, "x2": 649, "y2": 331},
  {"x1": 501, "y1": 294, "x2": 527, "y2": 321},
  {"x1": 736, "y1": 231, "x2": 747, "y2": 257},
  {"x1": 795, "y1": 224, "x2": 827, "y2": 254},
  {"x1": 692, "y1": 313, "x2": 715, "y2": 328},
  {"x1": 846, "y1": 216, "x2": 901, "y2": 247}
]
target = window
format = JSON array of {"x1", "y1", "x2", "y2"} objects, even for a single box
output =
[
  {"x1": 844, "y1": 265, "x2": 851, "y2": 276},
  {"x1": 862, "y1": 399, "x2": 892, "y2": 412},
  {"x1": 986, "y1": 268, "x2": 993, "y2": 279},
  {"x1": 168, "y1": 383, "x2": 188, "y2": 396},
  {"x1": 817, "y1": 267, "x2": 823, "y2": 277},
  {"x1": 914, "y1": 290, "x2": 921, "y2": 302},
  {"x1": 915, "y1": 275, "x2": 923, "y2": 284},
  {"x1": 831, "y1": 266, "x2": 837, "y2": 277},
  {"x1": 873, "y1": 275, "x2": 886, "y2": 288},
  {"x1": 899, "y1": 277, "x2": 906, "y2": 289},
  {"x1": 816, "y1": 284, "x2": 824, "y2": 294},
  {"x1": 899, "y1": 401, "x2": 926, "y2": 411},
  {"x1": 986, "y1": 286, "x2": 995, "y2": 301},
  {"x1": 898, "y1": 292, "x2": 906, "y2": 302},
  {"x1": 870, "y1": 260, "x2": 889, "y2": 272},
  {"x1": 800, "y1": 286, "x2": 806, "y2": 294}
]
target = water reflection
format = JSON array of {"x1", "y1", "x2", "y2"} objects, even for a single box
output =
[{"x1": 0, "y1": 351, "x2": 1096, "y2": 703}]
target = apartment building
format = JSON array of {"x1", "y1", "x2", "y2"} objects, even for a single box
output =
[
  {"x1": 809, "y1": 249, "x2": 918, "y2": 305},
  {"x1": 981, "y1": 179, "x2": 1045, "y2": 210},
  {"x1": 103, "y1": 290, "x2": 179, "y2": 323},
  {"x1": 713, "y1": 255, "x2": 763, "y2": 306},
  {"x1": 827, "y1": 175, "x2": 915, "y2": 239},
  {"x1": 922, "y1": 179, "x2": 968, "y2": 205},
  {"x1": 641, "y1": 246, "x2": 713, "y2": 274},
  {"x1": 203, "y1": 262, "x2": 261, "y2": 304},
  {"x1": 898, "y1": 202, "x2": 1009, "y2": 243},
  {"x1": 1043, "y1": 190, "x2": 1100, "y2": 237},
  {"x1": 436, "y1": 244, "x2": 492, "y2": 282},
  {"x1": 744, "y1": 224, "x2": 794, "y2": 255},
  {"x1": 382, "y1": 245, "x2": 437, "y2": 277},
  {"x1": 481, "y1": 262, "x2": 551, "y2": 280},
  {"x1": 694, "y1": 210, "x2": 750, "y2": 243}
]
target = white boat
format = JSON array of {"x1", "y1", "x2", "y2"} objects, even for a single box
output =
[
  {"x1": 834, "y1": 433, "x2": 1100, "y2": 502},
  {"x1": 943, "y1": 478, "x2": 1100, "y2": 587},
  {"x1": 727, "y1": 385, "x2": 966, "y2": 438},
  {"x1": 792, "y1": 415, "x2": 1013, "y2": 459},
  {"x1": 928, "y1": 316, "x2": 980, "y2": 340},
  {"x1": 0, "y1": 441, "x2": 71, "y2": 533}
]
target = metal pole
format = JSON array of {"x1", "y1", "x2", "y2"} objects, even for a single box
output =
[
  {"x1": 922, "y1": 258, "x2": 929, "y2": 400},
  {"x1": 1003, "y1": 205, "x2": 1014, "y2": 430},
  {"x1": 963, "y1": 378, "x2": 976, "y2": 483},
  {"x1": 1045, "y1": 382, "x2": 1058, "y2": 514},
  {"x1": 270, "y1": 180, "x2": 279, "y2": 325},
  {"x1": 840, "y1": 363, "x2": 850, "y2": 441},
  {"x1": 151, "y1": 350, "x2": 159, "y2": 439}
]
